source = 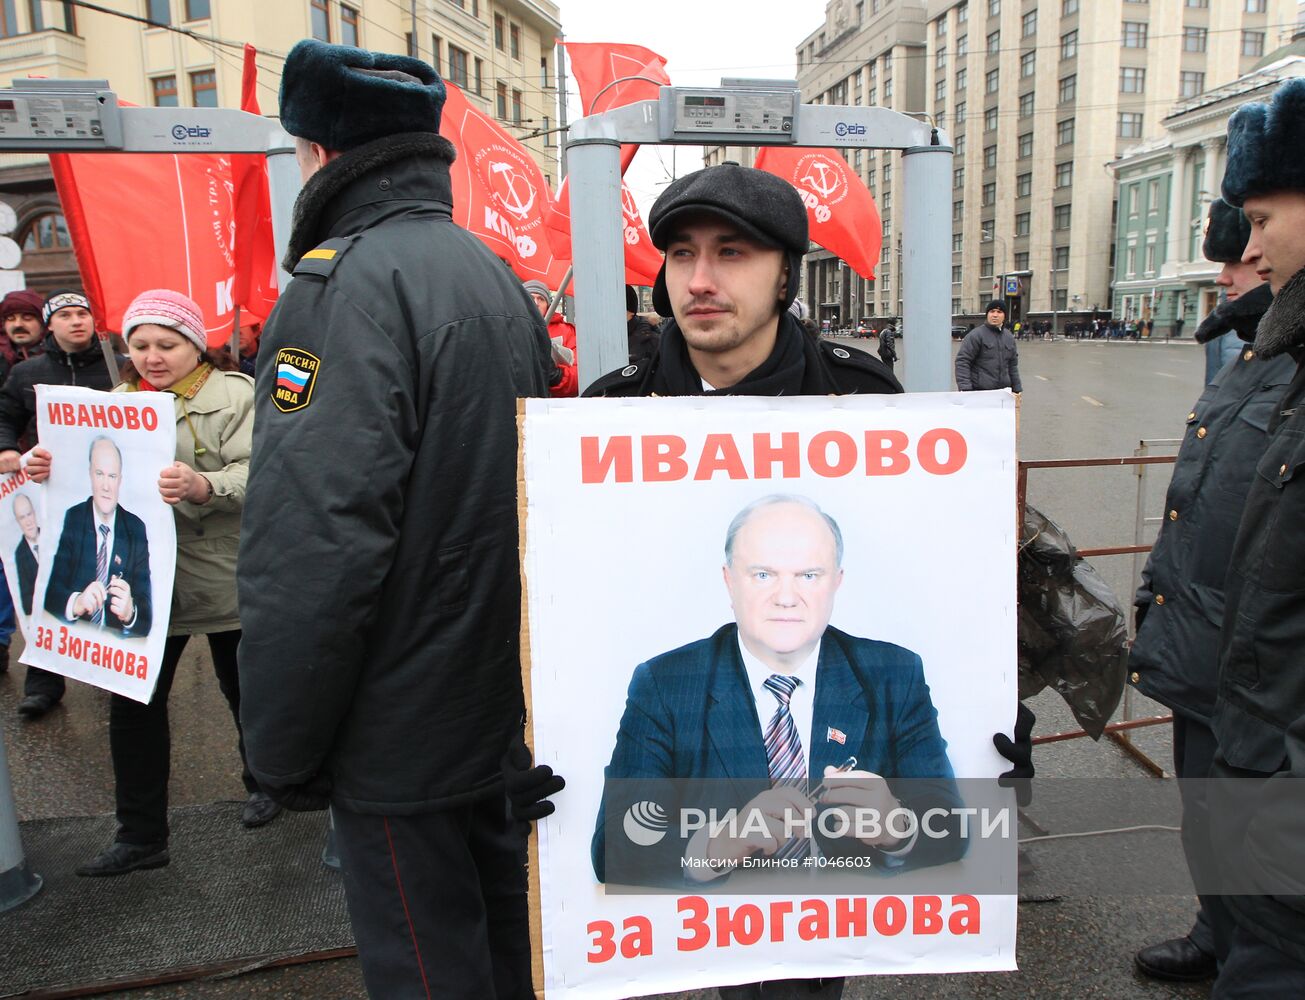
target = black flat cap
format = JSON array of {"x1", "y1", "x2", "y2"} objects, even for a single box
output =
[
  {"x1": 279, "y1": 39, "x2": 445, "y2": 151},
  {"x1": 648, "y1": 165, "x2": 808, "y2": 314},
  {"x1": 1203, "y1": 198, "x2": 1252, "y2": 264}
]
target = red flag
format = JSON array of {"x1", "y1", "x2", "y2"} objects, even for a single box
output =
[
  {"x1": 561, "y1": 42, "x2": 670, "y2": 116},
  {"x1": 440, "y1": 82, "x2": 569, "y2": 287},
  {"x1": 50, "y1": 102, "x2": 280, "y2": 341},
  {"x1": 231, "y1": 45, "x2": 279, "y2": 323},
  {"x1": 755, "y1": 147, "x2": 882, "y2": 281},
  {"x1": 545, "y1": 176, "x2": 661, "y2": 286}
]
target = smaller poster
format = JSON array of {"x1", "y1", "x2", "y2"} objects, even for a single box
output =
[
  {"x1": 19, "y1": 386, "x2": 177, "y2": 704},
  {"x1": 0, "y1": 458, "x2": 43, "y2": 634}
]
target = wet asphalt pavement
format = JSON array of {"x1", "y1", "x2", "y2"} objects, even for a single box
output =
[{"x1": 2, "y1": 337, "x2": 1220, "y2": 998}]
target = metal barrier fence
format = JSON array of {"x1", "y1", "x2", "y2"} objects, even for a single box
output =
[{"x1": 1018, "y1": 440, "x2": 1181, "y2": 776}]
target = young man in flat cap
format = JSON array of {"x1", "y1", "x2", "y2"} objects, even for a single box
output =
[
  {"x1": 1194, "y1": 76, "x2": 1305, "y2": 996},
  {"x1": 1129, "y1": 198, "x2": 1292, "y2": 985},
  {"x1": 509, "y1": 164, "x2": 1034, "y2": 1000},
  {"x1": 0, "y1": 290, "x2": 119, "y2": 719},
  {"x1": 236, "y1": 40, "x2": 552, "y2": 999}
]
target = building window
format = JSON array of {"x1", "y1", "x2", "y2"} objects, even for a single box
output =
[
  {"x1": 980, "y1": 256, "x2": 994, "y2": 277},
  {"x1": 986, "y1": 68, "x2": 1000, "y2": 93},
  {"x1": 954, "y1": 166, "x2": 965, "y2": 188},
  {"x1": 1147, "y1": 177, "x2": 1160, "y2": 212},
  {"x1": 510, "y1": 23, "x2": 520, "y2": 60},
  {"x1": 190, "y1": 69, "x2": 217, "y2": 107},
  {"x1": 1145, "y1": 242, "x2": 1156, "y2": 273},
  {"x1": 1053, "y1": 204, "x2": 1072, "y2": 230},
  {"x1": 936, "y1": 48, "x2": 947, "y2": 70},
  {"x1": 1118, "y1": 111, "x2": 1144, "y2": 137},
  {"x1": 448, "y1": 45, "x2": 469, "y2": 88},
  {"x1": 185, "y1": 0, "x2": 210, "y2": 18},
  {"x1": 954, "y1": 200, "x2": 964, "y2": 222},
  {"x1": 1056, "y1": 162, "x2": 1073, "y2": 188},
  {"x1": 869, "y1": 86, "x2": 877, "y2": 105},
  {"x1": 1057, "y1": 117, "x2": 1075, "y2": 144},
  {"x1": 1185, "y1": 0, "x2": 1208, "y2": 6},
  {"x1": 987, "y1": 30, "x2": 1000, "y2": 54},
  {"x1": 341, "y1": 5, "x2": 359, "y2": 46},
  {"x1": 1053, "y1": 246, "x2": 1070, "y2": 269},
  {"x1": 984, "y1": 106, "x2": 998, "y2": 131},
  {"x1": 1061, "y1": 31, "x2": 1077, "y2": 60},
  {"x1": 982, "y1": 181, "x2": 996, "y2": 205},
  {"x1": 1242, "y1": 31, "x2": 1265, "y2": 57},
  {"x1": 984, "y1": 144, "x2": 997, "y2": 168},
  {"x1": 955, "y1": 68, "x2": 967, "y2": 92},
  {"x1": 1015, "y1": 251, "x2": 1030, "y2": 270},
  {"x1": 954, "y1": 134, "x2": 966, "y2": 156},
  {"x1": 310, "y1": 0, "x2": 329, "y2": 42},
  {"x1": 147, "y1": 0, "x2": 169, "y2": 25},
  {"x1": 958, "y1": 35, "x2": 969, "y2": 56},
  {"x1": 496, "y1": 81, "x2": 507, "y2": 119},
  {"x1": 953, "y1": 264, "x2": 963, "y2": 284},
  {"x1": 952, "y1": 232, "x2": 964, "y2": 252},
  {"x1": 1126, "y1": 245, "x2": 1138, "y2": 276},
  {"x1": 988, "y1": 0, "x2": 999, "y2": 16},
  {"x1": 1183, "y1": 27, "x2": 1207, "y2": 53},
  {"x1": 955, "y1": 100, "x2": 966, "y2": 127},
  {"x1": 19, "y1": 211, "x2": 70, "y2": 252},
  {"x1": 1122, "y1": 22, "x2": 1147, "y2": 48},
  {"x1": 1180, "y1": 71, "x2": 1205, "y2": 98},
  {"x1": 1246, "y1": 0, "x2": 1266, "y2": 11},
  {"x1": 151, "y1": 75, "x2": 178, "y2": 107},
  {"x1": 884, "y1": 76, "x2": 893, "y2": 99},
  {"x1": 882, "y1": 189, "x2": 893, "y2": 210},
  {"x1": 1016, "y1": 172, "x2": 1032, "y2": 197},
  {"x1": 1020, "y1": 51, "x2": 1035, "y2": 78},
  {"x1": 474, "y1": 58, "x2": 483, "y2": 94},
  {"x1": 405, "y1": 32, "x2": 415, "y2": 57},
  {"x1": 431, "y1": 35, "x2": 442, "y2": 75},
  {"x1": 1062, "y1": 0, "x2": 1079, "y2": 14},
  {"x1": 1059, "y1": 75, "x2": 1077, "y2": 102},
  {"x1": 1014, "y1": 212, "x2": 1030, "y2": 236},
  {"x1": 1019, "y1": 92, "x2": 1034, "y2": 117},
  {"x1": 935, "y1": 14, "x2": 947, "y2": 39},
  {"x1": 1018, "y1": 132, "x2": 1032, "y2": 157},
  {"x1": 936, "y1": 78, "x2": 948, "y2": 102},
  {"x1": 541, "y1": 57, "x2": 549, "y2": 88},
  {"x1": 511, "y1": 88, "x2": 522, "y2": 123},
  {"x1": 494, "y1": 13, "x2": 504, "y2": 50},
  {"x1": 1021, "y1": 10, "x2": 1036, "y2": 37},
  {"x1": 1119, "y1": 67, "x2": 1145, "y2": 94}
]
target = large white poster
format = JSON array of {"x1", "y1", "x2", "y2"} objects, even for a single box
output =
[
  {"x1": 19, "y1": 385, "x2": 177, "y2": 704},
  {"x1": 522, "y1": 393, "x2": 1019, "y2": 998}
]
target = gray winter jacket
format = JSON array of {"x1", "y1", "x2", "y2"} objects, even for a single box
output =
[{"x1": 955, "y1": 323, "x2": 1022, "y2": 392}]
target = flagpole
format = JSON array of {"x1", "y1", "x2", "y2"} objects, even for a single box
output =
[{"x1": 230, "y1": 305, "x2": 241, "y2": 363}]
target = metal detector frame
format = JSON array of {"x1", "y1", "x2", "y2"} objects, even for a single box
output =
[{"x1": 565, "y1": 89, "x2": 953, "y2": 392}]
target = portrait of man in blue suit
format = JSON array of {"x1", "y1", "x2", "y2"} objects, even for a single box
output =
[
  {"x1": 13, "y1": 492, "x2": 39, "y2": 616},
  {"x1": 593, "y1": 494, "x2": 963, "y2": 886},
  {"x1": 44, "y1": 435, "x2": 152, "y2": 636}
]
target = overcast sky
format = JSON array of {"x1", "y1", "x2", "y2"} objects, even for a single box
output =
[{"x1": 554, "y1": 1, "x2": 823, "y2": 215}]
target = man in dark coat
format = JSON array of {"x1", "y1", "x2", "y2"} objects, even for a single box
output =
[
  {"x1": 0, "y1": 290, "x2": 121, "y2": 719},
  {"x1": 625, "y1": 284, "x2": 659, "y2": 362},
  {"x1": 0, "y1": 288, "x2": 45, "y2": 384},
  {"x1": 509, "y1": 164, "x2": 1033, "y2": 1000},
  {"x1": 1130, "y1": 197, "x2": 1292, "y2": 985},
  {"x1": 235, "y1": 41, "x2": 552, "y2": 1000},
  {"x1": 955, "y1": 301, "x2": 1022, "y2": 393},
  {"x1": 1193, "y1": 77, "x2": 1305, "y2": 997},
  {"x1": 44, "y1": 437, "x2": 152, "y2": 636},
  {"x1": 12, "y1": 492, "x2": 38, "y2": 616},
  {"x1": 877, "y1": 323, "x2": 898, "y2": 369}
]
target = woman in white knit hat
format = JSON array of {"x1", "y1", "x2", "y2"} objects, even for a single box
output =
[{"x1": 29, "y1": 288, "x2": 278, "y2": 876}]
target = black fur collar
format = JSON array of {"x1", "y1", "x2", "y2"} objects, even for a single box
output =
[
  {"x1": 1253, "y1": 267, "x2": 1305, "y2": 359},
  {"x1": 1194, "y1": 283, "x2": 1273, "y2": 344},
  {"x1": 283, "y1": 132, "x2": 456, "y2": 271}
]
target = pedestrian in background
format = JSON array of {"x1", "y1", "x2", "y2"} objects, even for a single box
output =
[
  {"x1": 877, "y1": 322, "x2": 897, "y2": 370},
  {"x1": 955, "y1": 300, "x2": 1022, "y2": 394}
]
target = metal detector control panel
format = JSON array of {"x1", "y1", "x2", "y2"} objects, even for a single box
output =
[
  {"x1": 0, "y1": 81, "x2": 124, "y2": 149},
  {"x1": 659, "y1": 86, "x2": 798, "y2": 143}
]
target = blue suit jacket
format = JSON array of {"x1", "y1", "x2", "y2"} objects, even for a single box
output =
[
  {"x1": 44, "y1": 497, "x2": 152, "y2": 636},
  {"x1": 592, "y1": 624, "x2": 963, "y2": 884}
]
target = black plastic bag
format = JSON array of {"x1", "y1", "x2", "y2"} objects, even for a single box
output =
[{"x1": 1018, "y1": 504, "x2": 1129, "y2": 738}]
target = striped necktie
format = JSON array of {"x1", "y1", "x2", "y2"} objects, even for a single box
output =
[
  {"x1": 763, "y1": 673, "x2": 810, "y2": 861},
  {"x1": 91, "y1": 523, "x2": 109, "y2": 625}
]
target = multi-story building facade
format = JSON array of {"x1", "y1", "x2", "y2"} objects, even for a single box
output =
[
  {"x1": 0, "y1": 0, "x2": 562, "y2": 295},
  {"x1": 1111, "y1": 51, "x2": 1305, "y2": 334},
  {"x1": 925, "y1": 0, "x2": 1295, "y2": 329}
]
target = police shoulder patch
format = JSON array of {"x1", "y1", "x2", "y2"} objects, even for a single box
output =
[
  {"x1": 291, "y1": 236, "x2": 357, "y2": 278},
  {"x1": 271, "y1": 348, "x2": 321, "y2": 413}
]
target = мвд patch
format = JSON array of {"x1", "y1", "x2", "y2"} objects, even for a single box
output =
[{"x1": 272, "y1": 348, "x2": 320, "y2": 413}]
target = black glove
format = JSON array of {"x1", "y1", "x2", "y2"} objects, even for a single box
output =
[
  {"x1": 258, "y1": 772, "x2": 332, "y2": 812},
  {"x1": 994, "y1": 702, "x2": 1035, "y2": 807},
  {"x1": 502, "y1": 733, "x2": 566, "y2": 822}
]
